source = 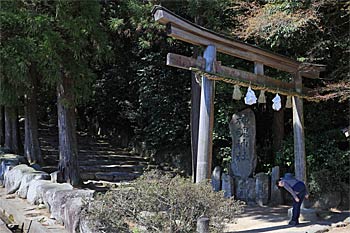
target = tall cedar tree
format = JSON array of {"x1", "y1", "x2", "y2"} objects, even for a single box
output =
[{"x1": 0, "y1": 0, "x2": 109, "y2": 186}]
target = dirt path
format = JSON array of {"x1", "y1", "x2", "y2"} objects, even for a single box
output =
[{"x1": 224, "y1": 205, "x2": 350, "y2": 233}]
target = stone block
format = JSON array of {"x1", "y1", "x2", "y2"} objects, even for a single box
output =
[
  {"x1": 4, "y1": 164, "x2": 36, "y2": 194},
  {"x1": 17, "y1": 171, "x2": 50, "y2": 198},
  {"x1": 27, "y1": 180, "x2": 73, "y2": 205},
  {"x1": 64, "y1": 197, "x2": 83, "y2": 233},
  {"x1": 46, "y1": 189, "x2": 94, "y2": 224},
  {"x1": 0, "y1": 160, "x2": 18, "y2": 187}
]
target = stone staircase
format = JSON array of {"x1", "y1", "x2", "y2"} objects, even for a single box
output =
[{"x1": 38, "y1": 124, "x2": 147, "y2": 185}]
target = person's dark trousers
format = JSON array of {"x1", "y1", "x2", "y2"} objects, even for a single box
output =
[{"x1": 291, "y1": 182, "x2": 307, "y2": 223}]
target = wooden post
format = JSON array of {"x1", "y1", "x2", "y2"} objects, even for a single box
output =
[
  {"x1": 196, "y1": 45, "x2": 216, "y2": 183},
  {"x1": 197, "y1": 216, "x2": 209, "y2": 233},
  {"x1": 254, "y1": 62, "x2": 264, "y2": 75},
  {"x1": 293, "y1": 71, "x2": 306, "y2": 182},
  {"x1": 191, "y1": 48, "x2": 202, "y2": 182}
]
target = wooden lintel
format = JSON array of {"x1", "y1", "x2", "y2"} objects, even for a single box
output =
[
  {"x1": 167, "y1": 25, "x2": 321, "y2": 79},
  {"x1": 153, "y1": 6, "x2": 324, "y2": 79},
  {"x1": 167, "y1": 53, "x2": 315, "y2": 98}
]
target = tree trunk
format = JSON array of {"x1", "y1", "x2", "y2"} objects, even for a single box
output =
[
  {"x1": 57, "y1": 72, "x2": 81, "y2": 186},
  {"x1": 24, "y1": 68, "x2": 42, "y2": 164},
  {"x1": 0, "y1": 106, "x2": 4, "y2": 146},
  {"x1": 4, "y1": 106, "x2": 20, "y2": 154}
]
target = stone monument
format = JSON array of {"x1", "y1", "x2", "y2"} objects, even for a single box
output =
[{"x1": 229, "y1": 108, "x2": 257, "y2": 178}]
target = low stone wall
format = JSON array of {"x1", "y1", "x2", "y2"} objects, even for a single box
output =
[
  {"x1": 212, "y1": 166, "x2": 279, "y2": 206},
  {"x1": 0, "y1": 153, "x2": 96, "y2": 233}
]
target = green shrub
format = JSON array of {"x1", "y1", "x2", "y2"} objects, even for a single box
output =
[{"x1": 84, "y1": 170, "x2": 244, "y2": 233}]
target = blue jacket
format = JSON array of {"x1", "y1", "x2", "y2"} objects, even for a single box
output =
[{"x1": 282, "y1": 178, "x2": 309, "y2": 200}]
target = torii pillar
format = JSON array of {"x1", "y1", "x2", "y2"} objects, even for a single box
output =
[{"x1": 196, "y1": 45, "x2": 216, "y2": 183}]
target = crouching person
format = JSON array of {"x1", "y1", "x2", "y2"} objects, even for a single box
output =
[{"x1": 276, "y1": 173, "x2": 309, "y2": 226}]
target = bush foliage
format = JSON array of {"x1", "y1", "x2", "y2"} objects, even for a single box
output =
[{"x1": 84, "y1": 171, "x2": 244, "y2": 233}]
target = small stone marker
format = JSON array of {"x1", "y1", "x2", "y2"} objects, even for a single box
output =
[
  {"x1": 197, "y1": 216, "x2": 209, "y2": 233},
  {"x1": 211, "y1": 166, "x2": 221, "y2": 192},
  {"x1": 229, "y1": 108, "x2": 257, "y2": 178},
  {"x1": 255, "y1": 172, "x2": 269, "y2": 206},
  {"x1": 270, "y1": 166, "x2": 282, "y2": 205},
  {"x1": 235, "y1": 177, "x2": 256, "y2": 203},
  {"x1": 221, "y1": 173, "x2": 234, "y2": 198}
]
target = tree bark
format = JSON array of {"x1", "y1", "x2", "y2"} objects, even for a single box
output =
[
  {"x1": 57, "y1": 72, "x2": 81, "y2": 186},
  {"x1": 4, "y1": 106, "x2": 20, "y2": 154},
  {"x1": 0, "y1": 106, "x2": 4, "y2": 146},
  {"x1": 24, "y1": 67, "x2": 43, "y2": 164}
]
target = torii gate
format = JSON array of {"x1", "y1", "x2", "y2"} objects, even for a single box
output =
[{"x1": 152, "y1": 6, "x2": 325, "y2": 184}]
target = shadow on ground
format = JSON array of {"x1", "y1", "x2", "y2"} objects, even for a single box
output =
[
  {"x1": 226, "y1": 205, "x2": 350, "y2": 233},
  {"x1": 228, "y1": 222, "x2": 314, "y2": 233}
]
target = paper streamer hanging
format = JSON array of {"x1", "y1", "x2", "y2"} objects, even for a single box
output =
[
  {"x1": 244, "y1": 86, "x2": 257, "y2": 105},
  {"x1": 285, "y1": 96, "x2": 292, "y2": 108},
  {"x1": 258, "y1": 90, "x2": 266, "y2": 104},
  {"x1": 232, "y1": 85, "x2": 242, "y2": 100},
  {"x1": 272, "y1": 93, "x2": 282, "y2": 111}
]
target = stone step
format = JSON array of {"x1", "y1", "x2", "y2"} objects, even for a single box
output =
[
  {"x1": 79, "y1": 164, "x2": 144, "y2": 173},
  {"x1": 81, "y1": 171, "x2": 142, "y2": 182},
  {"x1": 42, "y1": 163, "x2": 145, "y2": 174},
  {"x1": 79, "y1": 159, "x2": 147, "y2": 166},
  {"x1": 37, "y1": 125, "x2": 145, "y2": 184},
  {"x1": 43, "y1": 154, "x2": 145, "y2": 162},
  {"x1": 40, "y1": 142, "x2": 116, "y2": 151},
  {"x1": 44, "y1": 159, "x2": 147, "y2": 167}
]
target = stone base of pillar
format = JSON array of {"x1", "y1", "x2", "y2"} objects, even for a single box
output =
[{"x1": 288, "y1": 207, "x2": 318, "y2": 222}]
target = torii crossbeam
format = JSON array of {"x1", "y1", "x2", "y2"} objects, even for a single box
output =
[{"x1": 152, "y1": 6, "x2": 325, "y2": 184}]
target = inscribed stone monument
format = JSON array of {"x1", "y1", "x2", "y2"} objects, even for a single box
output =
[{"x1": 229, "y1": 108, "x2": 257, "y2": 178}]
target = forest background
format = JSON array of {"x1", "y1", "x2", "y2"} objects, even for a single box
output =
[{"x1": 0, "y1": 0, "x2": 349, "y2": 194}]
